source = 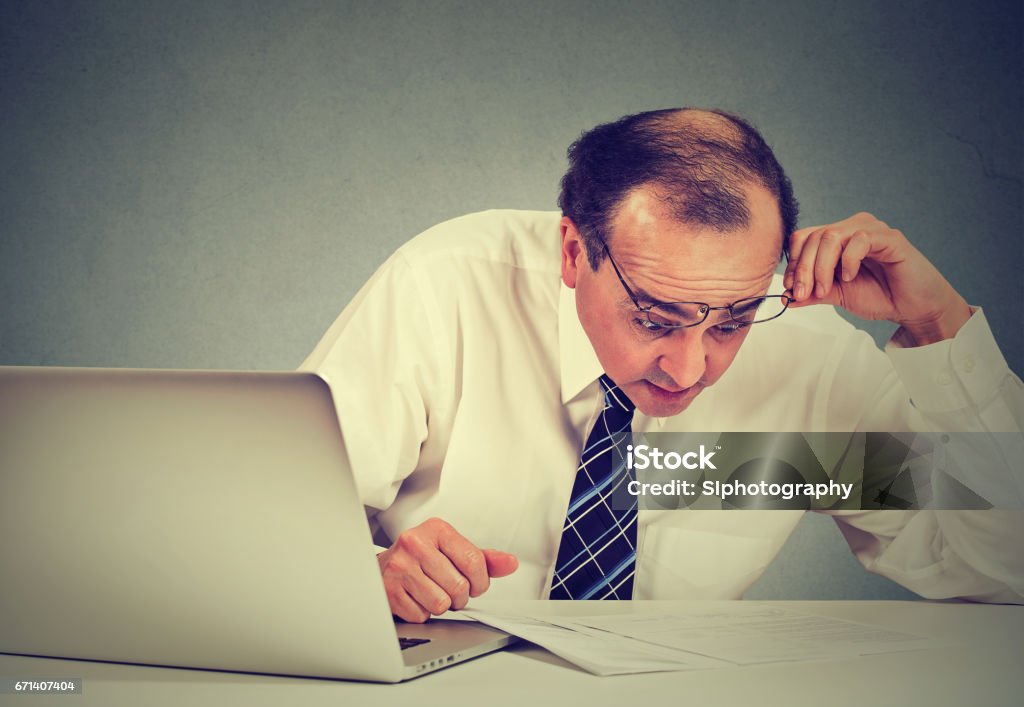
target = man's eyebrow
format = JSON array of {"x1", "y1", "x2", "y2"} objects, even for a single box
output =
[
  {"x1": 730, "y1": 296, "x2": 765, "y2": 316},
  {"x1": 626, "y1": 288, "x2": 695, "y2": 318},
  {"x1": 627, "y1": 284, "x2": 678, "y2": 309}
]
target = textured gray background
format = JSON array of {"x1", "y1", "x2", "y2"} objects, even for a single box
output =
[{"x1": 1, "y1": 0, "x2": 1020, "y2": 600}]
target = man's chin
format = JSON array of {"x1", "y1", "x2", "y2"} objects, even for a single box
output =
[{"x1": 633, "y1": 381, "x2": 702, "y2": 418}]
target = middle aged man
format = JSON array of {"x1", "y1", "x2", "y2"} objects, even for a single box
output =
[{"x1": 302, "y1": 108, "x2": 1023, "y2": 622}]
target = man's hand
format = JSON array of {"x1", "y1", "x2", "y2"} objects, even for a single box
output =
[
  {"x1": 784, "y1": 212, "x2": 972, "y2": 345},
  {"x1": 376, "y1": 517, "x2": 519, "y2": 623}
]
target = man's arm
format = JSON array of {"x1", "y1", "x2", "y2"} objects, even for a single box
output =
[
  {"x1": 302, "y1": 250, "x2": 519, "y2": 622},
  {"x1": 786, "y1": 212, "x2": 1023, "y2": 602},
  {"x1": 785, "y1": 211, "x2": 1021, "y2": 505}
]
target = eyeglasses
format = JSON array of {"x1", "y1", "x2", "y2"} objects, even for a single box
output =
[{"x1": 601, "y1": 242, "x2": 792, "y2": 331}]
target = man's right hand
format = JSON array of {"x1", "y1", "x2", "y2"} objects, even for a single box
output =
[{"x1": 376, "y1": 517, "x2": 519, "y2": 623}]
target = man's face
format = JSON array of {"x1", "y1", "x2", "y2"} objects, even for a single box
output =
[{"x1": 561, "y1": 184, "x2": 784, "y2": 418}]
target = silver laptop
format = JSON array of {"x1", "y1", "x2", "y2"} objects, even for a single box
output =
[{"x1": 0, "y1": 366, "x2": 513, "y2": 682}]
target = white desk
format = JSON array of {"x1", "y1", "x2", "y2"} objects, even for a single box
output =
[{"x1": 1, "y1": 601, "x2": 1021, "y2": 707}]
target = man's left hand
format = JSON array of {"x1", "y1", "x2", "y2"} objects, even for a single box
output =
[{"x1": 783, "y1": 212, "x2": 972, "y2": 346}]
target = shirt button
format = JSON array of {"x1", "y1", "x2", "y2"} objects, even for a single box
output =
[
  {"x1": 961, "y1": 355, "x2": 976, "y2": 373},
  {"x1": 935, "y1": 370, "x2": 953, "y2": 386}
]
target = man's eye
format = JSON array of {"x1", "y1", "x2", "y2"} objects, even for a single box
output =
[
  {"x1": 633, "y1": 318, "x2": 669, "y2": 336},
  {"x1": 714, "y1": 321, "x2": 750, "y2": 337}
]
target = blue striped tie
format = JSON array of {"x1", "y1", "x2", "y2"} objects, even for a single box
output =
[{"x1": 550, "y1": 374, "x2": 637, "y2": 600}]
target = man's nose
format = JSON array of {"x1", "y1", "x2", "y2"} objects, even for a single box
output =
[{"x1": 656, "y1": 329, "x2": 707, "y2": 389}]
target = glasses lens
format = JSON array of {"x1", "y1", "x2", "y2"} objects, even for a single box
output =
[
  {"x1": 729, "y1": 295, "x2": 790, "y2": 324},
  {"x1": 646, "y1": 302, "x2": 710, "y2": 328}
]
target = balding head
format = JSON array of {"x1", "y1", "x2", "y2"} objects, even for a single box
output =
[
  {"x1": 558, "y1": 108, "x2": 798, "y2": 270},
  {"x1": 662, "y1": 107, "x2": 745, "y2": 136}
]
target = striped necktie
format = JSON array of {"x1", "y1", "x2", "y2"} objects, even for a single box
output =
[{"x1": 550, "y1": 374, "x2": 637, "y2": 600}]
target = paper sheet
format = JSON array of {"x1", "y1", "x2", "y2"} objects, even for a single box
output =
[
  {"x1": 461, "y1": 605, "x2": 938, "y2": 676},
  {"x1": 459, "y1": 611, "x2": 731, "y2": 675}
]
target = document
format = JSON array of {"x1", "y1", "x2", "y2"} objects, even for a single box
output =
[{"x1": 461, "y1": 605, "x2": 938, "y2": 676}]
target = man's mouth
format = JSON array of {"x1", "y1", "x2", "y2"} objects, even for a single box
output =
[{"x1": 643, "y1": 380, "x2": 697, "y2": 401}]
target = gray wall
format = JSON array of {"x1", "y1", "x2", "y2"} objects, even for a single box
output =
[{"x1": 1, "y1": 0, "x2": 1018, "y2": 601}]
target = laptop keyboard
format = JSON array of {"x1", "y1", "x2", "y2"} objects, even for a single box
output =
[{"x1": 398, "y1": 637, "x2": 431, "y2": 650}]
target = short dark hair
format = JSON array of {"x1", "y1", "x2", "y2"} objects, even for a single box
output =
[{"x1": 557, "y1": 108, "x2": 799, "y2": 270}]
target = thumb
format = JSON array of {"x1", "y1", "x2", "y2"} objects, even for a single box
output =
[{"x1": 482, "y1": 549, "x2": 519, "y2": 578}]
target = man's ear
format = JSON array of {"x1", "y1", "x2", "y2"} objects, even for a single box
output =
[{"x1": 560, "y1": 216, "x2": 586, "y2": 289}]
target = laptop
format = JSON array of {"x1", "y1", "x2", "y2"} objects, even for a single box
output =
[{"x1": 0, "y1": 366, "x2": 514, "y2": 682}]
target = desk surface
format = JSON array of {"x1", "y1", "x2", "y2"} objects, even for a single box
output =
[{"x1": 1, "y1": 600, "x2": 1021, "y2": 707}]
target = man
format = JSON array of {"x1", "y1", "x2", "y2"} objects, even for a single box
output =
[{"x1": 302, "y1": 108, "x2": 1022, "y2": 622}]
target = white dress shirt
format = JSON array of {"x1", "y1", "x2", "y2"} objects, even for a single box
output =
[{"x1": 302, "y1": 210, "x2": 1023, "y2": 603}]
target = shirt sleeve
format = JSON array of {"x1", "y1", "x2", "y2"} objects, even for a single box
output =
[
  {"x1": 299, "y1": 251, "x2": 447, "y2": 545},
  {"x1": 822, "y1": 309, "x2": 1024, "y2": 603}
]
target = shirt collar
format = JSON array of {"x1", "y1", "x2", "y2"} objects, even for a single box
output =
[
  {"x1": 558, "y1": 282, "x2": 604, "y2": 405},
  {"x1": 556, "y1": 282, "x2": 679, "y2": 428}
]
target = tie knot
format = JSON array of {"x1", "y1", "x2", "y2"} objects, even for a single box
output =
[{"x1": 599, "y1": 374, "x2": 635, "y2": 414}]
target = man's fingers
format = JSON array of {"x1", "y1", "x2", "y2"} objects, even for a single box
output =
[
  {"x1": 419, "y1": 550, "x2": 472, "y2": 610},
  {"x1": 791, "y1": 229, "x2": 823, "y2": 301},
  {"x1": 380, "y1": 519, "x2": 517, "y2": 615},
  {"x1": 784, "y1": 226, "x2": 815, "y2": 290},
  {"x1": 812, "y1": 229, "x2": 844, "y2": 299},
  {"x1": 434, "y1": 522, "x2": 491, "y2": 598},
  {"x1": 840, "y1": 231, "x2": 871, "y2": 282},
  {"x1": 379, "y1": 545, "x2": 450, "y2": 620},
  {"x1": 483, "y1": 549, "x2": 519, "y2": 578},
  {"x1": 400, "y1": 565, "x2": 455, "y2": 617},
  {"x1": 392, "y1": 589, "x2": 432, "y2": 624}
]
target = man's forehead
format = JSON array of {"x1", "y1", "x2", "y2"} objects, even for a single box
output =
[{"x1": 602, "y1": 187, "x2": 782, "y2": 309}]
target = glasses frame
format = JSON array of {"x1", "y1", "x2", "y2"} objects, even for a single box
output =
[{"x1": 601, "y1": 242, "x2": 793, "y2": 330}]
